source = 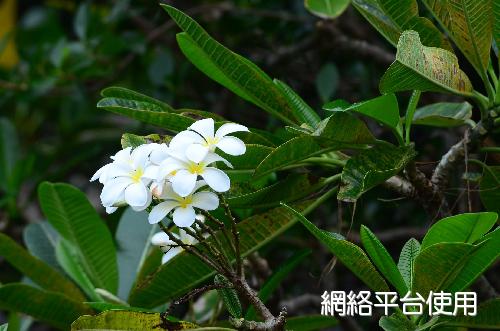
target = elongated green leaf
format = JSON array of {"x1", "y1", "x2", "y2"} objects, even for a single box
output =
[
  {"x1": 305, "y1": 0, "x2": 350, "y2": 19},
  {"x1": 345, "y1": 94, "x2": 401, "y2": 131},
  {"x1": 438, "y1": 298, "x2": 500, "y2": 329},
  {"x1": 360, "y1": 226, "x2": 408, "y2": 295},
  {"x1": 283, "y1": 204, "x2": 389, "y2": 292},
  {"x1": 480, "y1": 166, "x2": 500, "y2": 215},
  {"x1": 162, "y1": 5, "x2": 297, "y2": 125},
  {"x1": 214, "y1": 274, "x2": 242, "y2": 318},
  {"x1": 0, "y1": 117, "x2": 19, "y2": 191},
  {"x1": 23, "y1": 222, "x2": 60, "y2": 271},
  {"x1": 0, "y1": 233, "x2": 84, "y2": 301},
  {"x1": 495, "y1": 1, "x2": 500, "y2": 56},
  {"x1": 84, "y1": 302, "x2": 153, "y2": 313},
  {"x1": 115, "y1": 209, "x2": 157, "y2": 300},
  {"x1": 71, "y1": 311, "x2": 197, "y2": 330},
  {"x1": 413, "y1": 243, "x2": 474, "y2": 296},
  {"x1": 0, "y1": 323, "x2": 6, "y2": 331},
  {"x1": 38, "y1": 182, "x2": 118, "y2": 294},
  {"x1": 274, "y1": 79, "x2": 320, "y2": 127},
  {"x1": 129, "y1": 202, "x2": 312, "y2": 307},
  {"x1": 228, "y1": 174, "x2": 324, "y2": 209},
  {"x1": 285, "y1": 315, "x2": 338, "y2": 331},
  {"x1": 338, "y1": 144, "x2": 416, "y2": 202},
  {"x1": 245, "y1": 249, "x2": 311, "y2": 320},
  {"x1": 397, "y1": 238, "x2": 421, "y2": 291},
  {"x1": 0, "y1": 284, "x2": 90, "y2": 331},
  {"x1": 447, "y1": 227, "x2": 500, "y2": 292},
  {"x1": 421, "y1": 212, "x2": 498, "y2": 250},
  {"x1": 412, "y1": 102, "x2": 473, "y2": 127},
  {"x1": 312, "y1": 110, "x2": 376, "y2": 144},
  {"x1": 101, "y1": 87, "x2": 174, "y2": 111},
  {"x1": 379, "y1": 313, "x2": 416, "y2": 331},
  {"x1": 352, "y1": 0, "x2": 450, "y2": 49},
  {"x1": 223, "y1": 144, "x2": 273, "y2": 171},
  {"x1": 423, "y1": 0, "x2": 493, "y2": 76},
  {"x1": 380, "y1": 31, "x2": 473, "y2": 96}
]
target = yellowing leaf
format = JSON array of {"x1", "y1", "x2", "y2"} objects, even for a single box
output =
[{"x1": 0, "y1": 0, "x2": 19, "y2": 69}]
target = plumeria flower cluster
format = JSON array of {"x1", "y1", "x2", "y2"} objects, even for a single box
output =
[{"x1": 91, "y1": 118, "x2": 248, "y2": 229}]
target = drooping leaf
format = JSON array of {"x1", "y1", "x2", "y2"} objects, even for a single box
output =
[
  {"x1": 285, "y1": 315, "x2": 338, "y2": 331},
  {"x1": 421, "y1": 212, "x2": 498, "y2": 250},
  {"x1": 0, "y1": 283, "x2": 90, "y2": 331},
  {"x1": 423, "y1": 0, "x2": 493, "y2": 76},
  {"x1": 38, "y1": 182, "x2": 119, "y2": 294},
  {"x1": 351, "y1": 0, "x2": 450, "y2": 49},
  {"x1": 360, "y1": 225, "x2": 408, "y2": 295},
  {"x1": 315, "y1": 63, "x2": 339, "y2": 103},
  {"x1": 438, "y1": 298, "x2": 500, "y2": 329},
  {"x1": 413, "y1": 243, "x2": 474, "y2": 296},
  {"x1": 397, "y1": 238, "x2": 421, "y2": 291},
  {"x1": 129, "y1": 202, "x2": 312, "y2": 308},
  {"x1": 447, "y1": 227, "x2": 500, "y2": 292},
  {"x1": 23, "y1": 222, "x2": 60, "y2": 271},
  {"x1": 311, "y1": 111, "x2": 376, "y2": 144},
  {"x1": 338, "y1": 144, "x2": 416, "y2": 202},
  {"x1": 245, "y1": 249, "x2": 311, "y2": 320},
  {"x1": 0, "y1": 233, "x2": 84, "y2": 301},
  {"x1": 283, "y1": 204, "x2": 389, "y2": 292},
  {"x1": 274, "y1": 79, "x2": 321, "y2": 127},
  {"x1": 305, "y1": 0, "x2": 350, "y2": 19},
  {"x1": 412, "y1": 102, "x2": 473, "y2": 127},
  {"x1": 162, "y1": 5, "x2": 298, "y2": 125},
  {"x1": 480, "y1": 166, "x2": 500, "y2": 215},
  {"x1": 115, "y1": 208, "x2": 157, "y2": 300},
  {"x1": 214, "y1": 274, "x2": 242, "y2": 318},
  {"x1": 71, "y1": 310, "x2": 197, "y2": 331},
  {"x1": 345, "y1": 94, "x2": 401, "y2": 131},
  {"x1": 380, "y1": 30, "x2": 473, "y2": 97}
]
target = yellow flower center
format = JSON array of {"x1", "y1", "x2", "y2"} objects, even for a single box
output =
[
  {"x1": 187, "y1": 162, "x2": 205, "y2": 174},
  {"x1": 178, "y1": 196, "x2": 193, "y2": 208},
  {"x1": 202, "y1": 136, "x2": 219, "y2": 147},
  {"x1": 131, "y1": 168, "x2": 144, "y2": 183}
]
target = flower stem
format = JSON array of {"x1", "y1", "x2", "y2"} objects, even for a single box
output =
[
  {"x1": 220, "y1": 194, "x2": 243, "y2": 278},
  {"x1": 405, "y1": 90, "x2": 421, "y2": 145}
]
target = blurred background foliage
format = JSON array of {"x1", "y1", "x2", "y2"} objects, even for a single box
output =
[{"x1": 0, "y1": 0, "x2": 497, "y2": 330}]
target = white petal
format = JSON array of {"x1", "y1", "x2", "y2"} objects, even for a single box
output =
[
  {"x1": 157, "y1": 158, "x2": 184, "y2": 181},
  {"x1": 131, "y1": 191, "x2": 152, "y2": 211},
  {"x1": 131, "y1": 144, "x2": 152, "y2": 168},
  {"x1": 201, "y1": 168, "x2": 230, "y2": 193},
  {"x1": 124, "y1": 182, "x2": 149, "y2": 207},
  {"x1": 186, "y1": 144, "x2": 209, "y2": 163},
  {"x1": 105, "y1": 206, "x2": 118, "y2": 214},
  {"x1": 189, "y1": 118, "x2": 214, "y2": 140},
  {"x1": 151, "y1": 232, "x2": 173, "y2": 246},
  {"x1": 171, "y1": 170, "x2": 198, "y2": 197},
  {"x1": 111, "y1": 147, "x2": 132, "y2": 162},
  {"x1": 215, "y1": 123, "x2": 249, "y2": 138},
  {"x1": 143, "y1": 165, "x2": 159, "y2": 180},
  {"x1": 162, "y1": 247, "x2": 183, "y2": 264},
  {"x1": 193, "y1": 180, "x2": 208, "y2": 192},
  {"x1": 91, "y1": 163, "x2": 111, "y2": 182},
  {"x1": 150, "y1": 143, "x2": 170, "y2": 165},
  {"x1": 148, "y1": 200, "x2": 179, "y2": 224},
  {"x1": 173, "y1": 206, "x2": 196, "y2": 228},
  {"x1": 204, "y1": 153, "x2": 233, "y2": 168},
  {"x1": 100, "y1": 177, "x2": 131, "y2": 206},
  {"x1": 192, "y1": 192, "x2": 219, "y2": 210},
  {"x1": 179, "y1": 229, "x2": 198, "y2": 245},
  {"x1": 169, "y1": 131, "x2": 203, "y2": 156},
  {"x1": 216, "y1": 136, "x2": 246, "y2": 156}
]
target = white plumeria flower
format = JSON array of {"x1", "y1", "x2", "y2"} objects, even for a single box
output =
[
  {"x1": 181, "y1": 118, "x2": 249, "y2": 163},
  {"x1": 157, "y1": 137, "x2": 232, "y2": 197},
  {"x1": 151, "y1": 229, "x2": 198, "y2": 264},
  {"x1": 148, "y1": 181, "x2": 219, "y2": 227},
  {"x1": 98, "y1": 144, "x2": 157, "y2": 213},
  {"x1": 90, "y1": 147, "x2": 133, "y2": 184}
]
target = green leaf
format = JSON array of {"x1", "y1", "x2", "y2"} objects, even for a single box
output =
[
  {"x1": 101, "y1": 87, "x2": 175, "y2": 112},
  {"x1": 351, "y1": 0, "x2": 450, "y2": 49},
  {"x1": 360, "y1": 225, "x2": 408, "y2": 295},
  {"x1": 115, "y1": 208, "x2": 157, "y2": 300},
  {"x1": 413, "y1": 243, "x2": 474, "y2": 296},
  {"x1": 397, "y1": 238, "x2": 421, "y2": 292},
  {"x1": 421, "y1": 212, "x2": 498, "y2": 250},
  {"x1": 84, "y1": 302, "x2": 153, "y2": 313},
  {"x1": 305, "y1": 0, "x2": 350, "y2": 19},
  {"x1": 311, "y1": 112, "x2": 376, "y2": 144},
  {"x1": 379, "y1": 313, "x2": 416, "y2": 331},
  {"x1": 223, "y1": 144, "x2": 273, "y2": 171},
  {"x1": 447, "y1": 227, "x2": 500, "y2": 292},
  {"x1": 495, "y1": 1, "x2": 500, "y2": 56},
  {"x1": 129, "y1": 202, "x2": 312, "y2": 308},
  {"x1": 438, "y1": 298, "x2": 500, "y2": 329},
  {"x1": 38, "y1": 182, "x2": 118, "y2": 294},
  {"x1": 423, "y1": 0, "x2": 493, "y2": 76},
  {"x1": 412, "y1": 102, "x2": 473, "y2": 128},
  {"x1": 380, "y1": 30, "x2": 473, "y2": 97},
  {"x1": 162, "y1": 5, "x2": 298, "y2": 125},
  {"x1": 345, "y1": 94, "x2": 401, "y2": 131},
  {"x1": 23, "y1": 222, "x2": 60, "y2": 271},
  {"x1": 283, "y1": 204, "x2": 389, "y2": 292},
  {"x1": 71, "y1": 310, "x2": 197, "y2": 330},
  {"x1": 0, "y1": 117, "x2": 19, "y2": 191},
  {"x1": 214, "y1": 274, "x2": 242, "y2": 318},
  {"x1": 74, "y1": 2, "x2": 89, "y2": 40},
  {"x1": 245, "y1": 249, "x2": 311, "y2": 320},
  {"x1": 480, "y1": 166, "x2": 500, "y2": 215},
  {"x1": 0, "y1": 283, "x2": 90, "y2": 331},
  {"x1": 55, "y1": 239, "x2": 101, "y2": 302},
  {"x1": 315, "y1": 63, "x2": 339, "y2": 103},
  {"x1": 0, "y1": 232, "x2": 84, "y2": 301},
  {"x1": 274, "y1": 79, "x2": 321, "y2": 127},
  {"x1": 338, "y1": 144, "x2": 416, "y2": 202},
  {"x1": 0, "y1": 323, "x2": 7, "y2": 331},
  {"x1": 285, "y1": 315, "x2": 338, "y2": 331}
]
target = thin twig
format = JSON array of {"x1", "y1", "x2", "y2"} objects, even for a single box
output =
[{"x1": 220, "y1": 195, "x2": 243, "y2": 278}]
